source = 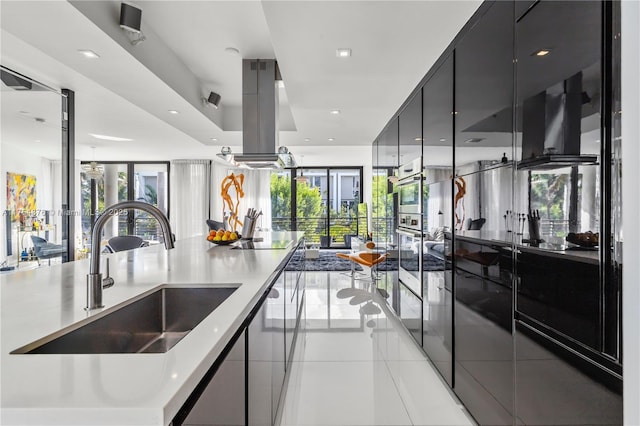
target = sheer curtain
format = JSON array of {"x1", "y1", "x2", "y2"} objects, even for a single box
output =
[
  {"x1": 170, "y1": 160, "x2": 211, "y2": 240},
  {"x1": 239, "y1": 169, "x2": 272, "y2": 231}
]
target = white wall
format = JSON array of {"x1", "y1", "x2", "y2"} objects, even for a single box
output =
[{"x1": 622, "y1": 1, "x2": 640, "y2": 424}]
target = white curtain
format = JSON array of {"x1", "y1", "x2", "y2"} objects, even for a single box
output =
[
  {"x1": 210, "y1": 166, "x2": 273, "y2": 232},
  {"x1": 238, "y1": 169, "x2": 272, "y2": 231},
  {"x1": 170, "y1": 160, "x2": 211, "y2": 240}
]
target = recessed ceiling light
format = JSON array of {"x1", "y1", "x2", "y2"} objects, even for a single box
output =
[
  {"x1": 168, "y1": 110, "x2": 179, "y2": 114},
  {"x1": 77, "y1": 49, "x2": 100, "y2": 59},
  {"x1": 19, "y1": 110, "x2": 29, "y2": 114},
  {"x1": 336, "y1": 48, "x2": 352, "y2": 58},
  {"x1": 414, "y1": 137, "x2": 423, "y2": 141},
  {"x1": 211, "y1": 138, "x2": 218, "y2": 142},
  {"x1": 464, "y1": 138, "x2": 484, "y2": 144},
  {"x1": 439, "y1": 138, "x2": 447, "y2": 142},
  {"x1": 330, "y1": 110, "x2": 341, "y2": 115},
  {"x1": 328, "y1": 138, "x2": 335, "y2": 142},
  {"x1": 532, "y1": 49, "x2": 551, "y2": 57},
  {"x1": 89, "y1": 133, "x2": 133, "y2": 142}
]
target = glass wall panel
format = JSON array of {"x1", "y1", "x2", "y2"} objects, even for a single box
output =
[{"x1": 1, "y1": 67, "x2": 65, "y2": 268}]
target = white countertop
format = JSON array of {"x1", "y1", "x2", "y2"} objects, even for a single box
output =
[{"x1": 1, "y1": 232, "x2": 302, "y2": 425}]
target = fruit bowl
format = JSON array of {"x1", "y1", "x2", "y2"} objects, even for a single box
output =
[{"x1": 208, "y1": 239, "x2": 236, "y2": 246}]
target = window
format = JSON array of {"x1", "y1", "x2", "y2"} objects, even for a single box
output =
[
  {"x1": 81, "y1": 162, "x2": 169, "y2": 253},
  {"x1": 270, "y1": 167, "x2": 363, "y2": 246}
]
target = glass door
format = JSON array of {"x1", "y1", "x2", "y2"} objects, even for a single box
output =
[
  {"x1": 295, "y1": 168, "x2": 327, "y2": 246},
  {"x1": 293, "y1": 167, "x2": 362, "y2": 247},
  {"x1": 80, "y1": 162, "x2": 169, "y2": 254},
  {"x1": 133, "y1": 164, "x2": 168, "y2": 243}
]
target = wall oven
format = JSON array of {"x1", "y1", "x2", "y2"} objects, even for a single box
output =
[
  {"x1": 395, "y1": 157, "x2": 424, "y2": 297},
  {"x1": 396, "y1": 157, "x2": 423, "y2": 216}
]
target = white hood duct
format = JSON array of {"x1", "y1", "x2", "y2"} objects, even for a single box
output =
[{"x1": 218, "y1": 59, "x2": 296, "y2": 169}]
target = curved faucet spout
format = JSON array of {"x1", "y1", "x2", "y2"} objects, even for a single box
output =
[{"x1": 87, "y1": 201, "x2": 174, "y2": 310}]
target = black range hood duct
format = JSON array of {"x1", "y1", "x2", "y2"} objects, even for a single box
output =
[
  {"x1": 218, "y1": 59, "x2": 296, "y2": 169},
  {"x1": 519, "y1": 71, "x2": 597, "y2": 170}
]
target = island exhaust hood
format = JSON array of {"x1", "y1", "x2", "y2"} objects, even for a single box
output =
[{"x1": 217, "y1": 59, "x2": 296, "y2": 169}]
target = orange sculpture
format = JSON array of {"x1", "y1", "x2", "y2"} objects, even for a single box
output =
[
  {"x1": 221, "y1": 172, "x2": 245, "y2": 232},
  {"x1": 454, "y1": 176, "x2": 466, "y2": 230}
]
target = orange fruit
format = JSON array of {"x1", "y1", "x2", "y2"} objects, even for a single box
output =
[{"x1": 216, "y1": 229, "x2": 224, "y2": 237}]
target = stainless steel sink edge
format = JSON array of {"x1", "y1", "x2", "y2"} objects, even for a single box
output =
[{"x1": 10, "y1": 283, "x2": 242, "y2": 355}]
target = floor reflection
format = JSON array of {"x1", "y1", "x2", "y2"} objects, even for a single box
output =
[{"x1": 279, "y1": 271, "x2": 474, "y2": 426}]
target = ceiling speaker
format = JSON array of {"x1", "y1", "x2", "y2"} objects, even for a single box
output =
[
  {"x1": 120, "y1": 3, "x2": 142, "y2": 33},
  {"x1": 206, "y1": 92, "x2": 221, "y2": 109}
]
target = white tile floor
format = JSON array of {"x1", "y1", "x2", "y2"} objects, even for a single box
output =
[{"x1": 279, "y1": 271, "x2": 475, "y2": 426}]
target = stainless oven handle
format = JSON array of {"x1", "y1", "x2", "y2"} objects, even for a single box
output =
[
  {"x1": 396, "y1": 228, "x2": 423, "y2": 238},
  {"x1": 395, "y1": 175, "x2": 423, "y2": 187}
]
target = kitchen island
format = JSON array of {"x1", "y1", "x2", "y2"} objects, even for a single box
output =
[{"x1": 1, "y1": 231, "x2": 304, "y2": 425}]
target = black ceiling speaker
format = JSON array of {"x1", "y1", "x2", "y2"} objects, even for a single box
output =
[
  {"x1": 119, "y1": 2, "x2": 142, "y2": 33},
  {"x1": 206, "y1": 92, "x2": 221, "y2": 109}
]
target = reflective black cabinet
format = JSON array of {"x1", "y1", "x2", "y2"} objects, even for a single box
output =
[
  {"x1": 399, "y1": 91, "x2": 422, "y2": 163},
  {"x1": 182, "y1": 333, "x2": 246, "y2": 426},
  {"x1": 372, "y1": 1, "x2": 622, "y2": 425},
  {"x1": 453, "y1": 2, "x2": 515, "y2": 425}
]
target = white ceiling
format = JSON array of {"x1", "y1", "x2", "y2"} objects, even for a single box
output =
[{"x1": 0, "y1": 0, "x2": 482, "y2": 162}]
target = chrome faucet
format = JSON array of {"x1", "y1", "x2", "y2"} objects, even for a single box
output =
[{"x1": 87, "y1": 201, "x2": 174, "y2": 310}]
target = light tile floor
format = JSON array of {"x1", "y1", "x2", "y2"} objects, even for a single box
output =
[{"x1": 279, "y1": 271, "x2": 475, "y2": 426}]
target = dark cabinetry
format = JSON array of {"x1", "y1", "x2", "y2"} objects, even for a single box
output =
[
  {"x1": 422, "y1": 54, "x2": 453, "y2": 184},
  {"x1": 452, "y1": 3, "x2": 515, "y2": 424},
  {"x1": 399, "y1": 91, "x2": 422, "y2": 162},
  {"x1": 175, "y1": 242, "x2": 305, "y2": 426},
  {"x1": 379, "y1": 118, "x2": 399, "y2": 168},
  {"x1": 248, "y1": 284, "x2": 275, "y2": 426},
  {"x1": 454, "y1": 235, "x2": 514, "y2": 425},
  {"x1": 372, "y1": 0, "x2": 622, "y2": 424},
  {"x1": 455, "y1": 2, "x2": 514, "y2": 175},
  {"x1": 399, "y1": 282, "x2": 422, "y2": 345},
  {"x1": 182, "y1": 332, "x2": 246, "y2": 426},
  {"x1": 513, "y1": 2, "x2": 622, "y2": 425}
]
